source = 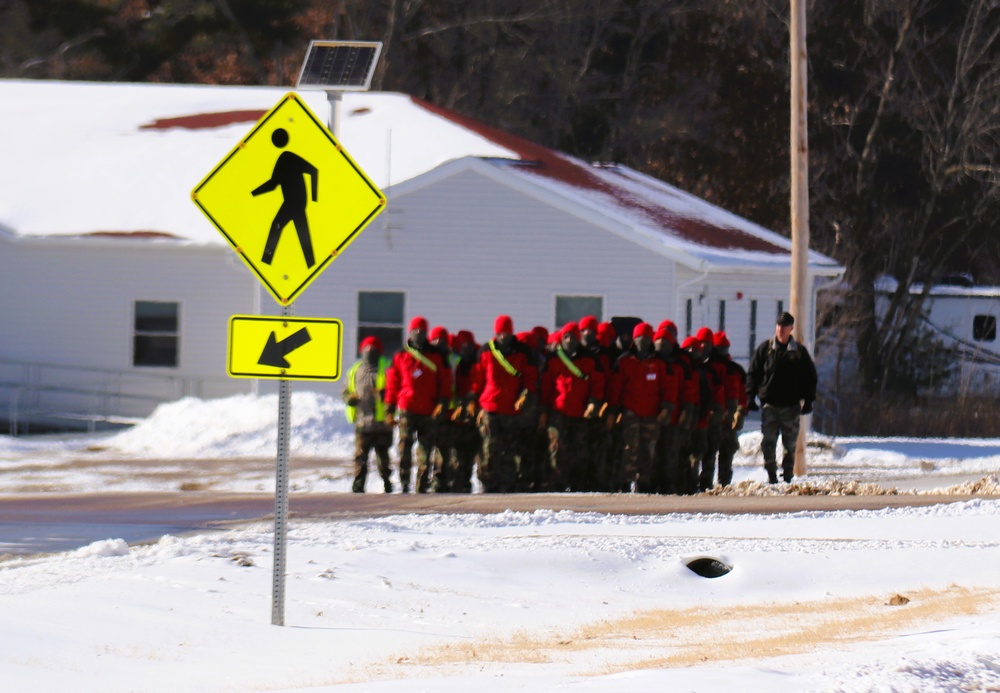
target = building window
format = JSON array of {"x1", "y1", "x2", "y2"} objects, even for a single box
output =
[
  {"x1": 555, "y1": 295, "x2": 603, "y2": 327},
  {"x1": 973, "y1": 315, "x2": 997, "y2": 342},
  {"x1": 358, "y1": 291, "x2": 405, "y2": 356},
  {"x1": 777, "y1": 299, "x2": 784, "y2": 322},
  {"x1": 718, "y1": 300, "x2": 726, "y2": 332},
  {"x1": 750, "y1": 299, "x2": 758, "y2": 355},
  {"x1": 685, "y1": 299, "x2": 693, "y2": 336},
  {"x1": 133, "y1": 301, "x2": 179, "y2": 367}
]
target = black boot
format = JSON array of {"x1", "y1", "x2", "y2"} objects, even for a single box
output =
[
  {"x1": 782, "y1": 453, "x2": 795, "y2": 483},
  {"x1": 352, "y1": 477, "x2": 365, "y2": 493},
  {"x1": 383, "y1": 478, "x2": 393, "y2": 494},
  {"x1": 766, "y1": 467, "x2": 779, "y2": 484}
]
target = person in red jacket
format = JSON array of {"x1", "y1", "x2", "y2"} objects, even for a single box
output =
[
  {"x1": 510, "y1": 325, "x2": 553, "y2": 491},
  {"x1": 651, "y1": 324, "x2": 691, "y2": 494},
  {"x1": 512, "y1": 330, "x2": 545, "y2": 492},
  {"x1": 426, "y1": 325, "x2": 453, "y2": 490},
  {"x1": 445, "y1": 330, "x2": 481, "y2": 493},
  {"x1": 695, "y1": 326, "x2": 729, "y2": 491},
  {"x1": 714, "y1": 331, "x2": 748, "y2": 487},
  {"x1": 471, "y1": 315, "x2": 538, "y2": 492},
  {"x1": 578, "y1": 315, "x2": 611, "y2": 490},
  {"x1": 385, "y1": 316, "x2": 452, "y2": 493},
  {"x1": 541, "y1": 322, "x2": 604, "y2": 491},
  {"x1": 681, "y1": 337, "x2": 725, "y2": 493},
  {"x1": 607, "y1": 322, "x2": 678, "y2": 492}
]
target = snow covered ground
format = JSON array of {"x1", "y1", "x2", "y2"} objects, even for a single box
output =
[{"x1": 1, "y1": 392, "x2": 999, "y2": 692}]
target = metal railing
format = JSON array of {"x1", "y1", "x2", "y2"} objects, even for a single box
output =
[{"x1": 0, "y1": 358, "x2": 234, "y2": 435}]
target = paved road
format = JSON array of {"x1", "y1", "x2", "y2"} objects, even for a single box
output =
[{"x1": 0, "y1": 490, "x2": 983, "y2": 556}]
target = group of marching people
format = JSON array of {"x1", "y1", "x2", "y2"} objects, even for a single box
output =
[{"x1": 343, "y1": 313, "x2": 753, "y2": 495}]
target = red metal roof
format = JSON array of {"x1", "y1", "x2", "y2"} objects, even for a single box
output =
[
  {"x1": 411, "y1": 96, "x2": 787, "y2": 255},
  {"x1": 140, "y1": 110, "x2": 266, "y2": 130}
]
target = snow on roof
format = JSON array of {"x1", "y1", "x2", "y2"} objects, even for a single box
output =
[
  {"x1": 412, "y1": 98, "x2": 840, "y2": 272},
  {"x1": 875, "y1": 275, "x2": 1000, "y2": 298},
  {"x1": 0, "y1": 79, "x2": 841, "y2": 273},
  {"x1": 0, "y1": 79, "x2": 515, "y2": 244}
]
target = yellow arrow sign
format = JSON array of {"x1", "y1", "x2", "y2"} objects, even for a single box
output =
[
  {"x1": 227, "y1": 315, "x2": 343, "y2": 381},
  {"x1": 192, "y1": 93, "x2": 386, "y2": 305}
]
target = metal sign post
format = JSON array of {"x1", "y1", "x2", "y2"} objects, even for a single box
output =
[{"x1": 272, "y1": 304, "x2": 293, "y2": 626}]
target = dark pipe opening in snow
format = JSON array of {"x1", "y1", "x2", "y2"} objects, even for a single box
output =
[{"x1": 685, "y1": 557, "x2": 733, "y2": 578}]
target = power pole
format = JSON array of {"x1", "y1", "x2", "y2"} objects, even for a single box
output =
[{"x1": 790, "y1": 0, "x2": 810, "y2": 477}]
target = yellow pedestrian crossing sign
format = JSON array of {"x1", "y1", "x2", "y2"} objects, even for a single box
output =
[
  {"x1": 192, "y1": 93, "x2": 386, "y2": 305},
  {"x1": 227, "y1": 315, "x2": 343, "y2": 381}
]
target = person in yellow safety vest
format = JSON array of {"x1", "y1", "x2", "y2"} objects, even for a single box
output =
[{"x1": 343, "y1": 336, "x2": 395, "y2": 493}]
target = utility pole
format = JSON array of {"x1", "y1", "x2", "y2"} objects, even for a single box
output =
[{"x1": 790, "y1": 0, "x2": 810, "y2": 477}]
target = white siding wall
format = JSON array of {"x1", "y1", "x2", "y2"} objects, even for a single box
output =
[
  {"x1": 674, "y1": 267, "x2": 792, "y2": 368},
  {"x1": 0, "y1": 236, "x2": 254, "y2": 418}
]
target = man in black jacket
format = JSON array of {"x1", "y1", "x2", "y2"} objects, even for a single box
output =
[{"x1": 746, "y1": 312, "x2": 817, "y2": 483}]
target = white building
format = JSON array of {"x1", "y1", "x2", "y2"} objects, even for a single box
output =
[
  {"x1": 874, "y1": 276, "x2": 1000, "y2": 394},
  {"x1": 0, "y1": 79, "x2": 843, "y2": 431}
]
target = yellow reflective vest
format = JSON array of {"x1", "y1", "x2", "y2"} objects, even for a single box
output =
[{"x1": 344, "y1": 356, "x2": 391, "y2": 424}]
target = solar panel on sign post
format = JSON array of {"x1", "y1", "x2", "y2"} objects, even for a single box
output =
[{"x1": 296, "y1": 41, "x2": 382, "y2": 91}]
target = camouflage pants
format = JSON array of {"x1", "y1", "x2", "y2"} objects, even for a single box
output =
[
  {"x1": 760, "y1": 403, "x2": 801, "y2": 477},
  {"x1": 679, "y1": 427, "x2": 707, "y2": 494},
  {"x1": 397, "y1": 412, "x2": 436, "y2": 492},
  {"x1": 583, "y1": 417, "x2": 612, "y2": 492},
  {"x1": 547, "y1": 412, "x2": 589, "y2": 492},
  {"x1": 699, "y1": 423, "x2": 723, "y2": 491},
  {"x1": 353, "y1": 429, "x2": 393, "y2": 492},
  {"x1": 478, "y1": 411, "x2": 519, "y2": 493},
  {"x1": 717, "y1": 423, "x2": 740, "y2": 487},
  {"x1": 431, "y1": 420, "x2": 454, "y2": 491},
  {"x1": 606, "y1": 420, "x2": 625, "y2": 493},
  {"x1": 448, "y1": 423, "x2": 481, "y2": 493},
  {"x1": 619, "y1": 410, "x2": 661, "y2": 492},
  {"x1": 652, "y1": 424, "x2": 683, "y2": 494},
  {"x1": 515, "y1": 413, "x2": 547, "y2": 492}
]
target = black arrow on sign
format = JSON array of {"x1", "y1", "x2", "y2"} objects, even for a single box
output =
[{"x1": 258, "y1": 327, "x2": 312, "y2": 368}]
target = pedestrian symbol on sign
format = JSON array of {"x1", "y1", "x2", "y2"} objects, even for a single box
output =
[
  {"x1": 253, "y1": 128, "x2": 319, "y2": 268},
  {"x1": 191, "y1": 92, "x2": 386, "y2": 306}
]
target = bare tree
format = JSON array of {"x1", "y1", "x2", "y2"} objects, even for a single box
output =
[{"x1": 812, "y1": 0, "x2": 1000, "y2": 395}]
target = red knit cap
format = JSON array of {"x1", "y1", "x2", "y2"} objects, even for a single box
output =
[
  {"x1": 517, "y1": 331, "x2": 538, "y2": 350},
  {"x1": 429, "y1": 326, "x2": 449, "y2": 342},
  {"x1": 579, "y1": 315, "x2": 599, "y2": 332},
  {"x1": 695, "y1": 326, "x2": 714, "y2": 344},
  {"x1": 658, "y1": 320, "x2": 678, "y2": 339},
  {"x1": 597, "y1": 321, "x2": 615, "y2": 347},
  {"x1": 654, "y1": 326, "x2": 675, "y2": 344},
  {"x1": 532, "y1": 325, "x2": 549, "y2": 346},
  {"x1": 455, "y1": 330, "x2": 475, "y2": 347},
  {"x1": 633, "y1": 322, "x2": 654, "y2": 339},
  {"x1": 681, "y1": 336, "x2": 700, "y2": 350},
  {"x1": 548, "y1": 329, "x2": 563, "y2": 345},
  {"x1": 494, "y1": 314, "x2": 514, "y2": 335},
  {"x1": 713, "y1": 330, "x2": 730, "y2": 348},
  {"x1": 562, "y1": 322, "x2": 581, "y2": 339},
  {"x1": 408, "y1": 316, "x2": 428, "y2": 332},
  {"x1": 359, "y1": 336, "x2": 383, "y2": 354}
]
